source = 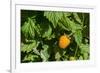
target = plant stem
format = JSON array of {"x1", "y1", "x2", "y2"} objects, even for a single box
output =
[
  {"x1": 74, "y1": 45, "x2": 78, "y2": 57},
  {"x1": 82, "y1": 13, "x2": 84, "y2": 26},
  {"x1": 68, "y1": 32, "x2": 73, "y2": 37}
]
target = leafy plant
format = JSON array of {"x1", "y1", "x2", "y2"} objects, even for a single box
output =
[{"x1": 21, "y1": 10, "x2": 90, "y2": 63}]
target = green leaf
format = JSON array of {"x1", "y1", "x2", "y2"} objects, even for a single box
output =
[
  {"x1": 73, "y1": 13, "x2": 82, "y2": 24},
  {"x1": 62, "y1": 15, "x2": 82, "y2": 32},
  {"x1": 35, "y1": 18, "x2": 52, "y2": 39},
  {"x1": 83, "y1": 53, "x2": 89, "y2": 60},
  {"x1": 64, "y1": 12, "x2": 72, "y2": 17},
  {"x1": 33, "y1": 42, "x2": 40, "y2": 55},
  {"x1": 21, "y1": 18, "x2": 35, "y2": 38},
  {"x1": 64, "y1": 17, "x2": 83, "y2": 45},
  {"x1": 23, "y1": 54, "x2": 39, "y2": 62},
  {"x1": 79, "y1": 56, "x2": 83, "y2": 60},
  {"x1": 46, "y1": 33, "x2": 55, "y2": 40},
  {"x1": 21, "y1": 40, "x2": 37, "y2": 53},
  {"x1": 74, "y1": 30, "x2": 82, "y2": 45},
  {"x1": 67, "y1": 18, "x2": 82, "y2": 32},
  {"x1": 54, "y1": 47, "x2": 62, "y2": 61},
  {"x1": 42, "y1": 44, "x2": 49, "y2": 49},
  {"x1": 33, "y1": 48, "x2": 40, "y2": 55},
  {"x1": 44, "y1": 11, "x2": 63, "y2": 28},
  {"x1": 58, "y1": 21, "x2": 70, "y2": 31},
  {"x1": 34, "y1": 24, "x2": 41, "y2": 37},
  {"x1": 79, "y1": 43, "x2": 89, "y2": 54},
  {"x1": 42, "y1": 25, "x2": 52, "y2": 38},
  {"x1": 40, "y1": 44, "x2": 50, "y2": 61},
  {"x1": 55, "y1": 51, "x2": 61, "y2": 61}
]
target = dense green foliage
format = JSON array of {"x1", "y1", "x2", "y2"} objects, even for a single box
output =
[{"x1": 21, "y1": 10, "x2": 90, "y2": 62}]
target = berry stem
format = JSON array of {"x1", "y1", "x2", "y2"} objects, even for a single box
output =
[
  {"x1": 68, "y1": 32, "x2": 74, "y2": 38},
  {"x1": 69, "y1": 33, "x2": 73, "y2": 36}
]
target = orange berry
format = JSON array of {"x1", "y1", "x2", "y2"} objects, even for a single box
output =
[{"x1": 59, "y1": 34, "x2": 70, "y2": 49}]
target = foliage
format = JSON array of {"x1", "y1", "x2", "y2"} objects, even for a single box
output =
[{"x1": 21, "y1": 10, "x2": 90, "y2": 63}]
